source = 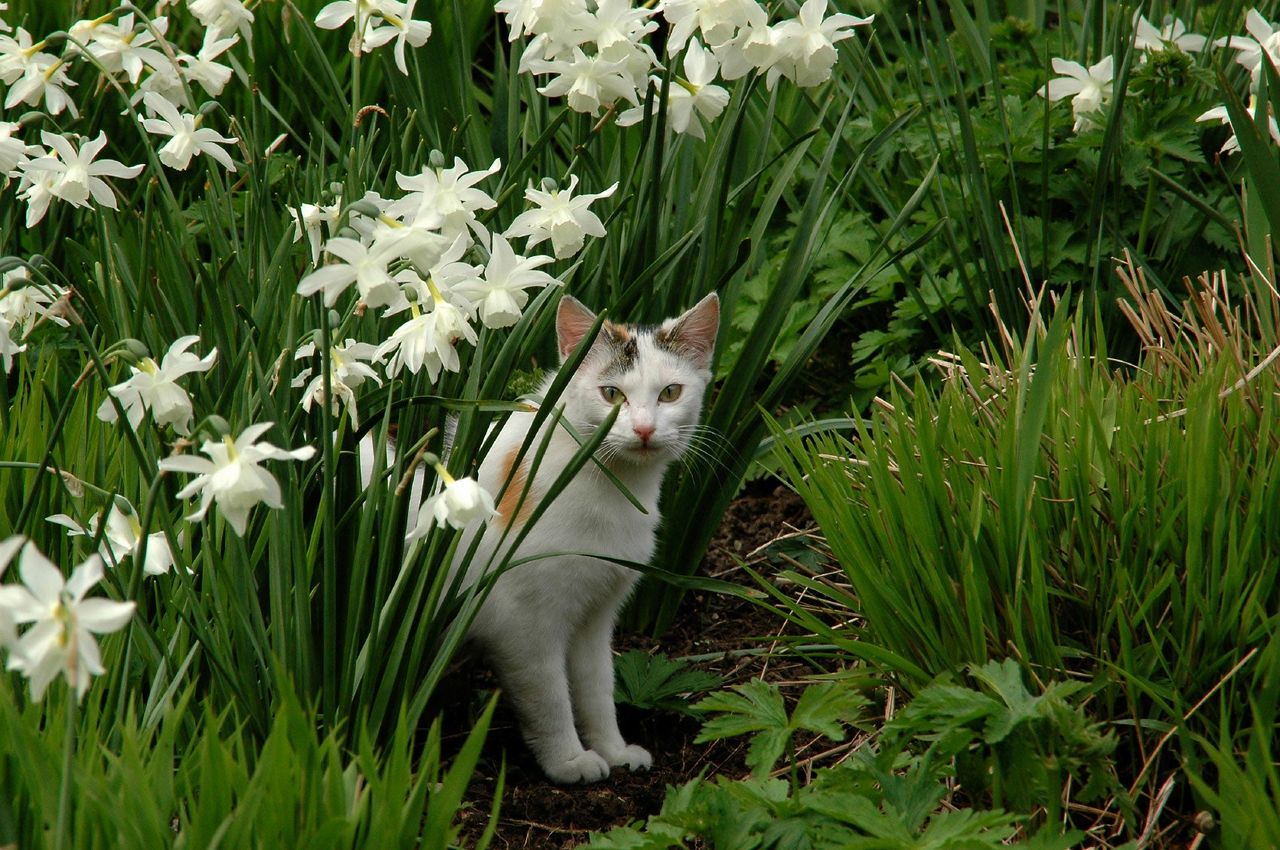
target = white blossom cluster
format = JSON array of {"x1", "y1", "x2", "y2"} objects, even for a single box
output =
[
  {"x1": 494, "y1": 0, "x2": 872, "y2": 137},
  {"x1": 291, "y1": 158, "x2": 614, "y2": 413},
  {"x1": 0, "y1": 0, "x2": 248, "y2": 228},
  {"x1": 0, "y1": 266, "x2": 69, "y2": 374},
  {"x1": 1040, "y1": 8, "x2": 1280, "y2": 151},
  {"x1": 315, "y1": 0, "x2": 433, "y2": 75}
]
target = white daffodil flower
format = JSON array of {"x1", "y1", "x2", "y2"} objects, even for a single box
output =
[
  {"x1": 133, "y1": 53, "x2": 189, "y2": 108},
  {"x1": 0, "y1": 120, "x2": 39, "y2": 175},
  {"x1": 711, "y1": 3, "x2": 775, "y2": 80},
  {"x1": 407, "y1": 471, "x2": 496, "y2": 538},
  {"x1": 505, "y1": 174, "x2": 617, "y2": 259},
  {"x1": 390, "y1": 157, "x2": 500, "y2": 244},
  {"x1": 659, "y1": 0, "x2": 759, "y2": 54},
  {"x1": 382, "y1": 0, "x2": 432, "y2": 74},
  {"x1": 495, "y1": 0, "x2": 590, "y2": 42},
  {"x1": 141, "y1": 92, "x2": 239, "y2": 172},
  {"x1": 0, "y1": 536, "x2": 22, "y2": 648},
  {"x1": 74, "y1": 12, "x2": 169, "y2": 84},
  {"x1": 455, "y1": 233, "x2": 557, "y2": 329},
  {"x1": 292, "y1": 338, "x2": 382, "y2": 426},
  {"x1": 188, "y1": 0, "x2": 255, "y2": 41},
  {"x1": 768, "y1": 0, "x2": 872, "y2": 89},
  {"x1": 297, "y1": 235, "x2": 405, "y2": 308},
  {"x1": 179, "y1": 30, "x2": 238, "y2": 96},
  {"x1": 618, "y1": 38, "x2": 730, "y2": 139},
  {"x1": 1217, "y1": 9, "x2": 1280, "y2": 89},
  {"x1": 0, "y1": 270, "x2": 69, "y2": 334},
  {"x1": 97, "y1": 335, "x2": 218, "y2": 435},
  {"x1": 157, "y1": 423, "x2": 316, "y2": 537},
  {"x1": 1039, "y1": 55, "x2": 1115, "y2": 132},
  {"x1": 18, "y1": 131, "x2": 143, "y2": 223},
  {"x1": 1132, "y1": 13, "x2": 1206, "y2": 54},
  {"x1": 530, "y1": 46, "x2": 640, "y2": 115},
  {"x1": 0, "y1": 539, "x2": 135, "y2": 701},
  {"x1": 375, "y1": 288, "x2": 478, "y2": 381},
  {"x1": 292, "y1": 198, "x2": 343, "y2": 266},
  {"x1": 1, "y1": 30, "x2": 78, "y2": 116},
  {"x1": 1196, "y1": 99, "x2": 1280, "y2": 155},
  {"x1": 48, "y1": 503, "x2": 177, "y2": 577}
]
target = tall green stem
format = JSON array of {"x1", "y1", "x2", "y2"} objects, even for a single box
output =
[{"x1": 54, "y1": 694, "x2": 77, "y2": 850}]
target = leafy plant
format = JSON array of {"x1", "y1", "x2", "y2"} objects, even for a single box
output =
[
  {"x1": 694, "y1": 679, "x2": 869, "y2": 783},
  {"x1": 589, "y1": 666, "x2": 1116, "y2": 849},
  {"x1": 613, "y1": 650, "x2": 722, "y2": 716}
]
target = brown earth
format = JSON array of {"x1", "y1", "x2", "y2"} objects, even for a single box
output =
[{"x1": 449, "y1": 481, "x2": 819, "y2": 849}]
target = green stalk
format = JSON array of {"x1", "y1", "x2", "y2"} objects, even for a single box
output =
[{"x1": 54, "y1": 693, "x2": 77, "y2": 850}]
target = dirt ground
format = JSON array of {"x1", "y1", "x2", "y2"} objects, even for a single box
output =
[{"x1": 449, "y1": 481, "x2": 818, "y2": 849}]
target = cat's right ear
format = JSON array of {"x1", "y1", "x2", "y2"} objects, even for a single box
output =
[{"x1": 556, "y1": 295, "x2": 598, "y2": 360}]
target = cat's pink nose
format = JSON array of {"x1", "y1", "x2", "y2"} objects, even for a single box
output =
[{"x1": 634, "y1": 424, "x2": 655, "y2": 444}]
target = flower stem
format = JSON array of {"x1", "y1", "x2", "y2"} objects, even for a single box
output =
[{"x1": 54, "y1": 694, "x2": 77, "y2": 850}]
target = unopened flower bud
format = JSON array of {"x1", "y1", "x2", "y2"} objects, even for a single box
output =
[
  {"x1": 539, "y1": 177, "x2": 558, "y2": 193},
  {"x1": 428, "y1": 149, "x2": 445, "y2": 169},
  {"x1": 202, "y1": 415, "x2": 231, "y2": 437},
  {"x1": 345, "y1": 199, "x2": 382, "y2": 218},
  {"x1": 120, "y1": 338, "x2": 150, "y2": 363}
]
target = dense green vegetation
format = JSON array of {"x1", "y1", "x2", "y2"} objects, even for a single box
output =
[{"x1": 0, "y1": 0, "x2": 1276, "y2": 847}]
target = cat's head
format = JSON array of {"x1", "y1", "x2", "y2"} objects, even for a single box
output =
[{"x1": 554, "y1": 293, "x2": 719, "y2": 466}]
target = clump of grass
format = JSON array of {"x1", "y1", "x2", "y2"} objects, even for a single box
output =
[{"x1": 769, "y1": 253, "x2": 1280, "y2": 839}]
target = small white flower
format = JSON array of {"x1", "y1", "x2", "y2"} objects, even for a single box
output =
[
  {"x1": 456, "y1": 233, "x2": 558, "y2": 329},
  {"x1": 390, "y1": 156, "x2": 500, "y2": 243},
  {"x1": 407, "y1": 473, "x2": 496, "y2": 537},
  {"x1": 142, "y1": 92, "x2": 239, "y2": 172},
  {"x1": 97, "y1": 335, "x2": 218, "y2": 435},
  {"x1": 383, "y1": 0, "x2": 433, "y2": 74},
  {"x1": 1039, "y1": 55, "x2": 1115, "y2": 132},
  {"x1": 659, "y1": 0, "x2": 759, "y2": 54},
  {"x1": 0, "y1": 270, "x2": 69, "y2": 334},
  {"x1": 72, "y1": 12, "x2": 170, "y2": 84},
  {"x1": 505, "y1": 175, "x2": 617, "y2": 259},
  {"x1": 18, "y1": 131, "x2": 144, "y2": 224},
  {"x1": 375, "y1": 289, "x2": 478, "y2": 381},
  {"x1": 0, "y1": 539, "x2": 135, "y2": 701},
  {"x1": 157, "y1": 423, "x2": 316, "y2": 536},
  {"x1": 179, "y1": 30, "x2": 238, "y2": 96},
  {"x1": 1197, "y1": 99, "x2": 1280, "y2": 155},
  {"x1": 530, "y1": 46, "x2": 640, "y2": 114},
  {"x1": 292, "y1": 338, "x2": 382, "y2": 426},
  {"x1": 297, "y1": 235, "x2": 405, "y2": 308},
  {"x1": 0, "y1": 536, "x2": 22, "y2": 648},
  {"x1": 0, "y1": 120, "x2": 38, "y2": 175},
  {"x1": 495, "y1": 0, "x2": 590, "y2": 42},
  {"x1": 134, "y1": 54, "x2": 189, "y2": 109},
  {"x1": 188, "y1": 0, "x2": 255, "y2": 41},
  {"x1": 618, "y1": 39, "x2": 730, "y2": 139},
  {"x1": 292, "y1": 198, "x2": 343, "y2": 266},
  {"x1": 48, "y1": 503, "x2": 177, "y2": 577},
  {"x1": 768, "y1": 0, "x2": 871, "y2": 89},
  {"x1": 1132, "y1": 13, "x2": 1206, "y2": 54},
  {"x1": 1, "y1": 28, "x2": 79, "y2": 116},
  {"x1": 1216, "y1": 9, "x2": 1280, "y2": 89}
]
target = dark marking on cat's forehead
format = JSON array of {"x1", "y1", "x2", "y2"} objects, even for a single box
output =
[{"x1": 599, "y1": 322, "x2": 660, "y2": 377}]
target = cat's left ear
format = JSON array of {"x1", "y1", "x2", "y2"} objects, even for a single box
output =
[{"x1": 659, "y1": 292, "x2": 720, "y2": 370}]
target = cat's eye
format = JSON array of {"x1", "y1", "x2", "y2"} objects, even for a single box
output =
[
  {"x1": 658, "y1": 384, "x2": 683, "y2": 403},
  {"x1": 600, "y1": 386, "x2": 625, "y2": 404}
]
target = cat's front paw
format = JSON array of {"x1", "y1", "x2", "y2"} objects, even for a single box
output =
[
  {"x1": 542, "y1": 750, "x2": 611, "y2": 785},
  {"x1": 600, "y1": 743, "x2": 652, "y2": 773}
]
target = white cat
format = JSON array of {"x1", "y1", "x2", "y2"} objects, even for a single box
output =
[{"x1": 452, "y1": 292, "x2": 719, "y2": 784}]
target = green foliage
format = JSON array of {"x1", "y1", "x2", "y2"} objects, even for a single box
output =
[
  {"x1": 0, "y1": 677, "x2": 499, "y2": 849},
  {"x1": 694, "y1": 680, "x2": 869, "y2": 780},
  {"x1": 589, "y1": 668, "x2": 1116, "y2": 848},
  {"x1": 613, "y1": 650, "x2": 722, "y2": 716},
  {"x1": 770, "y1": 276, "x2": 1280, "y2": 834}
]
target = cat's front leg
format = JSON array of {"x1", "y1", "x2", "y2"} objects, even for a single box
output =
[
  {"x1": 568, "y1": 612, "x2": 652, "y2": 773},
  {"x1": 485, "y1": 631, "x2": 611, "y2": 784}
]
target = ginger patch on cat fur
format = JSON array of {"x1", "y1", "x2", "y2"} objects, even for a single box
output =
[{"x1": 496, "y1": 445, "x2": 537, "y2": 529}]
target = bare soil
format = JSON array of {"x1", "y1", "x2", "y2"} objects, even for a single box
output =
[{"x1": 449, "y1": 481, "x2": 817, "y2": 849}]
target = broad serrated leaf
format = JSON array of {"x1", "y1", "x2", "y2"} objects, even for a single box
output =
[
  {"x1": 694, "y1": 679, "x2": 790, "y2": 743},
  {"x1": 790, "y1": 682, "x2": 869, "y2": 742}
]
